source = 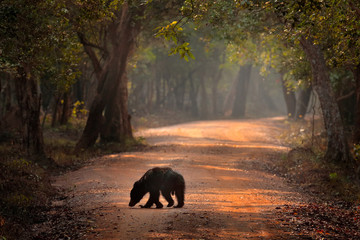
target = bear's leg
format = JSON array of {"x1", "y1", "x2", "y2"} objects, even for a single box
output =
[
  {"x1": 141, "y1": 191, "x2": 163, "y2": 208},
  {"x1": 174, "y1": 187, "x2": 184, "y2": 208},
  {"x1": 152, "y1": 191, "x2": 163, "y2": 208},
  {"x1": 141, "y1": 192, "x2": 155, "y2": 208},
  {"x1": 161, "y1": 190, "x2": 174, "y2": 207}
]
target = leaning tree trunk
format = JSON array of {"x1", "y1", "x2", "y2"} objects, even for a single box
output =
[
  {"x1": 232, "y1": 64, "x2": 252, "y2": 118},
  {"x1": 15, "y1": 65, "x2": 45, "y2": 159},
  {"x1": 281, "y1": 73, "x2": 296, "y2": 119},
  {"x1": 75, "y1": 47, "x2": 117, "y2": 149},
  {"x1": 300, "y1": 36, "x2": 354, "y2": 167}
]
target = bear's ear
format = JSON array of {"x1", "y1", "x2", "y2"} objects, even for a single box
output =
[{"x1": 133, "y1": 181, "x2": 140, "y2": 188}]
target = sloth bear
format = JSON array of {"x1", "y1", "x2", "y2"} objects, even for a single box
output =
[{"x1": 129, "y1": 167, "x2": 185, "y2": 208}]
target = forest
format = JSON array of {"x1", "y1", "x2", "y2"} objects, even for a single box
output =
[{"x1": 1, "y1": 0, "x2": 360, "y2": 239}]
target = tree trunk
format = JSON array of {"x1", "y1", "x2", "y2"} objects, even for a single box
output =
[
  {"x1": 155, "y1": 63, "x2": 162, "y2": 108},
  {"x1": 188, "y1": 72, "x2": 199, "y2": 117},
  {"x1": 232, "y1": 64, "x2": 252, "y2": 118},
  {"x1": 0, "y1": 72, "x2": 14, "y2": 118},
  {"x1": 296, "y1": 84, "x2": 312, "y2": 119},
  {"x1": 211, "y1": 67, "x2": 223, "y2": 116},
  {"x1": 100, "y1": 14, "x2": 136, "y2": 143},
  {"x1": 101, "y1": 73, "x2": 133, "y2": 143},
  {"x1": 281, "y1": 73, "x2": 296, "y2": 119},
  {"x1": 76, "y1": 3, "x2": 142, "y2": 149},
  {"x1": 60, "y1": 92, "x2": 71, "y2": 125},
  {"x1": 353, "y1": 65, "x2": 360, "y2": 143},
  {"x1": 300, "y1": 36, "x2": 354, "y2": 166},
  {"x1": 199, "y1": 76, "x2": 209, "y2": 119},
  {"x1": 223, "y1": 77, "x2": 237, "y2": 116},
  {"x1": 51, "y1": 95, "x2": 60, "y2": 127},
  {"x1": 15, "y1": 65, "x2": 45, "y2": 158},
  {"x1": 174, "y1": 77, "x2": 186, "y2": 111},
  {"x1": 147, "y1": 71, "x2": 154, "y2": 111}
]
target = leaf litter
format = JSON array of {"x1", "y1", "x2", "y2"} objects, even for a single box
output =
[{"x1": 276, "y1": 202, "x2": 360, "y2": 239}]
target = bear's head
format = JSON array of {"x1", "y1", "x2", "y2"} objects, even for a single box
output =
[{"x1": 129, "y1": 181, "x2": 146, "y2": 207}]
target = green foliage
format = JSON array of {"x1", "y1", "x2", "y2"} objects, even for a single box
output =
[
  {"x1": 187, "y1": 0, "x2": 313, "y2": 93},
  {"x1": 5, "y1": 194, "x2": 31, "y2": 208},
  {"x1": 155, "y1": 21, "x2": 195, "y2": 61},
  {"x1": 260, "y1": 0, "x2": 360, "y2": 68},
  {"x1": 0, "y1": 0, "x2": 82, "y2": 103},
  {"x1": 72, "y1": 101, "x2": 88, "y2": 119},
  {"x1": 155, "y1": 21, "x2": 184, "y2": 44},
  {"x1": 67, "y1": 0, "x2": 122, "y2": 27},
  {"x1": 329, "y1": 172, "x2": 338, "y2": 180},
  {"x1": 7, "y1": 158, "x2": 30, "y2": 169},
  {"x1": 169, "y1": 42, "x2": 195, "y2": 61}
]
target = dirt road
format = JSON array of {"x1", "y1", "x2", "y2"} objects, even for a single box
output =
[{"x1": 54, "y1": 117, "x2": 306, "y2": 239}]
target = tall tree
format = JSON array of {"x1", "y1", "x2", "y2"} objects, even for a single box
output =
[
  {"x1": 268, "y1": 0, "x2": 357, "y2": 166},
  {"x1": 73, "y1": 2, "x2": 144, "y2": 149},
  {"x1": 300, "y1": 36, "x2": 352, "y2": 165}
]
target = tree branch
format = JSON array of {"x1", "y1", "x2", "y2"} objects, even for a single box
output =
[
  {"x1": 337, "y1": 90, "x2": 355, "y2": 102},
  {"x1": 77, "y1": 32, "x2": 103, "y2": 81}
]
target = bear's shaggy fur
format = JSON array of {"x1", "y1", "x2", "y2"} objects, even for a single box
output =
[{"x1": 129, "y1": 167, "x2": 185, "y2": 208}]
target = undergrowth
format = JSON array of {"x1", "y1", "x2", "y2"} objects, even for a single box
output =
[
  {"x1": 43, "y1": 117, "x2": 145, "y2": 169},
  {"x1": 0, "y1": 117, "x2": 145, "y2": 240},
  {"x1": 277, "y1": 117, "x2": 360, "y2": 203},
  {"x1": 0, "y1": 144, "x2": 54, "y2": 239}
]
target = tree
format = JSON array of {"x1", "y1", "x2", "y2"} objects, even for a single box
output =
[
  {"x1": 280, "y1": 72, "x2": 296, "y2": 118},
  {"x1": 266, "y1": 0, "x2": 357, "y2": 166},
  {"x1": 300, "y1": 36, "x2": 352, "y2": 165},
  {"x1": 0, "y1": 0, "x2": 79, "y2": 162},
  {"x1": 70, "y1": 2, "x2": 145, "y2": 149}
]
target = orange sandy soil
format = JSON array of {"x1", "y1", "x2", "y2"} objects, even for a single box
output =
[{"x1": 53, "y1": 117, "x2": 308, "y2": 239}]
